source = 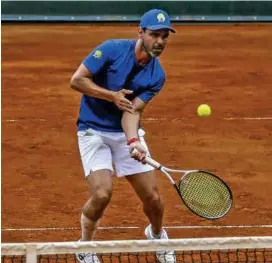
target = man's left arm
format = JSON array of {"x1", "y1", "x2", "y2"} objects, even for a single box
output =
[
  {"x1": 121, "y1": 75, "x2": 165, "y2": 162},
  {"x1": 121, "y1": 97, "x2": 147, "y2": 162}
]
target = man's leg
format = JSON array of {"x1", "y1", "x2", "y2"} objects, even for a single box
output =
[
  {"x1": 126, "y1": 171, "x2": 176, "y2": 263},
  {"x1": 125, "y1": 170, "x2": 163, "y2": 235},
  {"x1": 81, "y1": 169, "x2": 113, "y2": 241},
  {"x1": 77, "y1": 130, "x2": 114, "y2": 241},
  {"x1": 77, "y1": 130, "x2": 114, "y2": 263},
  {"x1": 76, "y1": 170, "x2": 112, "y2": 263}
]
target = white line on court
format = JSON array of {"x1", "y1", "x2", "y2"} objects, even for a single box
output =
[
  {"x1": 3, "y1": 117, "x2": 272, "y2": 123},
  {"x1": 2, "y1": 225, "x2": 272, "y2": 232},
  {"x1": 223, "y1": 117, "x2": 272, "y2": 120}
]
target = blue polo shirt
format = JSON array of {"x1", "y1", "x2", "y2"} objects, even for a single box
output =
[{"x1": 77, "y1": 39, "x2": 165, "y2": 132}]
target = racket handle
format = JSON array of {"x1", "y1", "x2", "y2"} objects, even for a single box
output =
[
  {"x1": 131, "y1": 149, "x2": 162, "y2": 169},
  {"x1": 145, "y1": 156, "x2": 162, "y2": 170}
]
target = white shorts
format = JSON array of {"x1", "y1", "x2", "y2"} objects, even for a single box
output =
[{"x1": 77, "y1": 128, "x2": 154, "y2": 177}]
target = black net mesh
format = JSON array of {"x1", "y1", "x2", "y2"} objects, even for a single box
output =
[{"x1": 2, "y1": 249, "x2": 272, "y2": 263}]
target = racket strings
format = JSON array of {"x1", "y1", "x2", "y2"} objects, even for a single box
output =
[{"x1": 179, "y1": 171, "x2": 232, "y2": 219}]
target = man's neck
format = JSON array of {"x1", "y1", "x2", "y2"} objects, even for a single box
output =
[{"x1": 135, "y1": 39, "x2": 151, "y2": 66}]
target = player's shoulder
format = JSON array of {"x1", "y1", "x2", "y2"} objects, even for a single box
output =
[
  {"x1": 102, "y1": 39, "x2": 135, "y2": 50},
  {"x1": 100, "y1": 39, "x2": 135, "y2": 60}
]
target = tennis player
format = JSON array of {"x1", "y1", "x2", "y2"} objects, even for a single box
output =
[{"x1": 70, "y1": 9, "x2": 176, "y2": 263}]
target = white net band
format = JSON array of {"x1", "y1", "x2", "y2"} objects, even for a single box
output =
[{"x1": 2, "y1": 236, "x2": 272, "y2": 255}]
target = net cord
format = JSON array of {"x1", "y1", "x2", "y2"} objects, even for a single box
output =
[{"x1": 2, "y1": 236, "x2": 272, "y2": 255}]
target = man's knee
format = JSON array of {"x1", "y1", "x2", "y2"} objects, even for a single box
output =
[
  {"x1": 82, "y1": 188, "x2": 112, "y2": 220},
  {"x1": 143, "y1": 189, "x2": 163, "y2": 209},
  {"x1": 92, "y1": 188, "x2": 112, "y2": 207}
]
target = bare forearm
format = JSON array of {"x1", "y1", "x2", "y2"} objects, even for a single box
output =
[
  {"x1": 70, "y1": 76, "x2": 114, "y2": 102},
  {"x1": 122, "y1": 111, "x2": 141, "y2": 140}
]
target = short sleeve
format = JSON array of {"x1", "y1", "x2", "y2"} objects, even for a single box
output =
[
  {"x1": 138, "y1": 75, "x2": 165, "y2": 103},
  {"x1": 83, "y1": 40, "x2": 116, "y2": 75}
]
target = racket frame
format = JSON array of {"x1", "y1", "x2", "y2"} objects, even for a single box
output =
[{"x1": 145, "y1": 156, "x2": 233, "y2": 220}]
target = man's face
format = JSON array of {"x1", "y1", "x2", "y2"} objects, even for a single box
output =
[{"x1": 140, "y1": 28, "x2": 169, "y2": 57}]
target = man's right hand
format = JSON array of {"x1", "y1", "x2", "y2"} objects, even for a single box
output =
[{"x1": 112, "y1": 89, "x2": 135, "y2": 114}]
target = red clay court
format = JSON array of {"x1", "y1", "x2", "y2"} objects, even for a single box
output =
[{"x1": 1, "y1": 24, "x2": 272, "y2": 243}]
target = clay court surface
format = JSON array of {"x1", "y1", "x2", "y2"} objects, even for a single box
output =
[{"x1": 2, "y1": 23, "x2": 272, "y2": 243}]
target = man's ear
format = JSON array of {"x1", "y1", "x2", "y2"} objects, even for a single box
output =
[{"x1": 139, "y1": 27, "x2": 144, "y2": 38}]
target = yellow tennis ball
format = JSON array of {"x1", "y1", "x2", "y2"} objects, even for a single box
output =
[{"x1": 197, "y1": 104, "x2": 212, "y2": 117}]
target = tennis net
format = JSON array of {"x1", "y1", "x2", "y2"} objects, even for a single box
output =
[{"x1": 2, "y1": 236, "x2": 272, "y2": 263}]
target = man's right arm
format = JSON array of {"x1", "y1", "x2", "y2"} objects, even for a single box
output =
[
  {"x1": 70, "y1": 63, "x2": 134, "y2": 113},
  {"x1": 70, "y1": 63, "x2": 115, "y2": 101}
]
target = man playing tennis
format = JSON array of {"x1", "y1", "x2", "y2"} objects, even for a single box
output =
[{"x1": 70, "y1": 9, "x2": 176, "y2": 263}]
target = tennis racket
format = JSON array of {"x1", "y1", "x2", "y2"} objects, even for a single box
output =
[{"x1": 134, "y1": 151, "x2": 233, "y2": 219}]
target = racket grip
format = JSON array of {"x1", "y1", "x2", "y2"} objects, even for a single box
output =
[
  {"x1": 145, "y1": 156, "x2": 162, "y2": 170},
  {"x1": 131, "y1": 149, "x2": 162, "y2": 169}
]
